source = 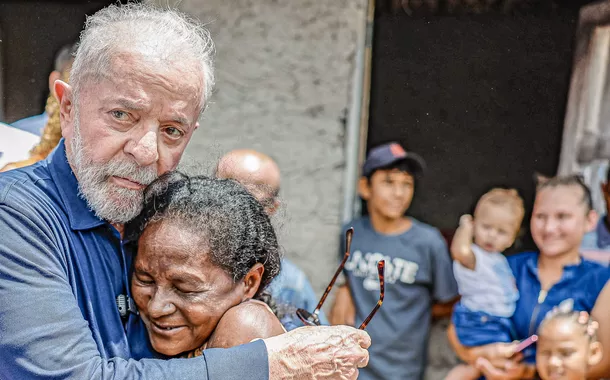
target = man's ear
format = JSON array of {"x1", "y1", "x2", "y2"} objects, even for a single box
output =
[
  {"x1": 242, "y1": 263, "x2": 264, "y2": 301},
  {"x1": 48, "y1": 71, "x2": 62, "y2": 96},
  {"x1": 265, "y1": 198, "x2": 280, "y2": 216},
  {"x1": 586, "y1": 209, "x2": 599, "y2": 233},
  {"x1": 358, "y1": 177, "x2": 371, "y2": 201},
  {"x1": 54, "y1": 80, "x2": 74, "y2": 138}
]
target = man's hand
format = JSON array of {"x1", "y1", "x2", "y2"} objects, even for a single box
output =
[
  {"x1": 329, "y1": 285, "x2": 355, "y2": 326},
  {"x1": 264, "y1": 325, "x2": 370, "y2": 379}
]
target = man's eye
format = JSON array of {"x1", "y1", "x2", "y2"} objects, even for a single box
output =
[
  {"x1": 111, "y1": 110, "x2": 129, "y2": 121},
  {"x1": 163, "y1": 127, "x2": 184, "y2": 139}
]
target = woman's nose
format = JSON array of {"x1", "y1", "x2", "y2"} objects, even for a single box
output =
[
  {"x1": 543, "y1": 218, "x2": 560, "y2": 233},
  {"x1": 148, "y1": 288, "x2": 177, "y2": 318}
]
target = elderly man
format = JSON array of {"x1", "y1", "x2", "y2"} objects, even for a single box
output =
[
  {"x1": 0, "y1": 4, "x2": 369, "y2": 380},
  {"x1": 216, "y1": 149, "x2": 329, "y2": 329}
]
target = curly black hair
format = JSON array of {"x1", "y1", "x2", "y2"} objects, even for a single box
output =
[{"x1": 126, "y1": 171, "x2": 281, "y2": 301}]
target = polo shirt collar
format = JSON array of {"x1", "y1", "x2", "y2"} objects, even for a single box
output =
[{"x1": 525, "y1": 253, "x2": 584, "y2": 284}]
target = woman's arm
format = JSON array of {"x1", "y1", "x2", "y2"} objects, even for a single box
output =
[
  {"x1": 207, "y1": 300, "x2": 286, "y2": 349},
  {"x1": 589, "y1": 280, "x2": 610, "y2": 379},
  {"x1": 447, "y1": 323, "x2": 487, "y2": 363}
]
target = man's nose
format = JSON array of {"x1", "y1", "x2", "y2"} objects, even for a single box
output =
[
  {"x1": 127, "y1": 131, "x2": 159, "y2": 167},
  {"x1": 148, "y1": 288, "x2": 177, "y2": 319}
]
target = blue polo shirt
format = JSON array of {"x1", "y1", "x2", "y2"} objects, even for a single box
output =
[
  {"x1": 0, "y1": 140, "x2": 269, "y2": 379},
  {"x1": 508, "y1": 251, "x2": 610, "y2": 363}
]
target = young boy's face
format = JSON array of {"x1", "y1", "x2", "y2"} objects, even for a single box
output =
[{"x1": 360, "y1": 168, "x2": 414, "y2": 220}]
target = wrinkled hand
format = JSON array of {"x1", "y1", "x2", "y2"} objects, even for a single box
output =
[
  {"x1": 264, "y1": 325, "x2": 370, "y2": 380},
  {"x1": 329, "y1": 286, "x2": 355, "y2": 326}
]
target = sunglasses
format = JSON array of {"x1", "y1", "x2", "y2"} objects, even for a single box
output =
[{"x1": 296, "y1": 227, "x2": 385, "y2": 330}]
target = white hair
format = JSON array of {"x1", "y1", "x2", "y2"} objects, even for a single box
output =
[{"x1": 70, "y1": 2, "x2": 215, "y2": 114}]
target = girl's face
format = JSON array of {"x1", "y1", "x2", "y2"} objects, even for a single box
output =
[
  {"x1": 530, "y1": 186, "x2": 597, "y2": 259},
  {"x1": 536, "y1": 319, "x2": 602, "y2": 380},
  {"x1": 132, "y1": 221, "x2": 254, "y2": 356}
]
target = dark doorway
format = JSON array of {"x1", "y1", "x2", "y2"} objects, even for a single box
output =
[{"x1": 367, "y1": 4, "x2": 584, "y2": 249}]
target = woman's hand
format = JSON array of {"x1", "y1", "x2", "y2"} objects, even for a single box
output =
[
  {"x1": 475, "y1": 357, "x2": 536, "y2": 380},
  {"x1": 447, "y1": 324, "x2": 521, "y2": 364}
]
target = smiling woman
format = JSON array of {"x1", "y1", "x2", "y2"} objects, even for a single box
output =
[{"x1": 125, "y1": 171, "x2": 285, "y2": 357}]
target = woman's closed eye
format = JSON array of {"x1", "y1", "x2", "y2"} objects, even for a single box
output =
[
  {"x1": 134, "y1": 272, "x2": 155, "y2": 285},
  {"x1": 174, "y1": 283, "x2": 207, "y2": 296}
]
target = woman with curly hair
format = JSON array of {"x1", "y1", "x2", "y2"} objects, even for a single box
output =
[{"x1": 126, "y1": 171, "x2": 285, "y2": 357}]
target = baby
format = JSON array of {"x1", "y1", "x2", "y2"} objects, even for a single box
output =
[
  {"x1": 536, "y1": 299, "x2": 602, "y2": 380},
  {"x1": 447, "y1": 188, "x2": 525, "y2": 379}
]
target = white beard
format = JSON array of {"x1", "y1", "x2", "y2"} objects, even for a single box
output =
[{"x1": 68, "y1": 112, "x2": 158, "y2": 224}]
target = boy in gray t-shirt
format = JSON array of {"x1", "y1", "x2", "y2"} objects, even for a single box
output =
[{"x1": 330, "y1": 142, "x2": 459, "y2": 380}]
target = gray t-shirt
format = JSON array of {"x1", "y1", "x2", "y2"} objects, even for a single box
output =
[{"x1": 342, "y1": 217, "x2": 458, "y2": 380}]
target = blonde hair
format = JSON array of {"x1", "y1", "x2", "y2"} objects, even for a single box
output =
[{"x1": 475, "y1": 188, "x2": 525, "y2": 230}]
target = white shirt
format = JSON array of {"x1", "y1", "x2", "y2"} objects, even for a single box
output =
[
  {"x1": 0, "y1": 122, "x2": 39, "y2": 169},
  {"x1": 453, "y1": 244, "x2": 519, "y2": 317}
]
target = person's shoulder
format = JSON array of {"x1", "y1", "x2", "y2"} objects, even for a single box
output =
[
  {"x1": 207, "y1": 300, "x2": 285, "y2": 349},
  {"x1": 409, "y1": 218, "x2": 445, "y2": 241},
  {"x1": 343, "y1": 216, "x2": 368, "y2": 232},
  {"x1": 506, "y1": 251, "x2": 538, "y2": 264},
  {"x1": 10, "y1": 113, "x2": 46, "y2": 136},
  {"x1": 504, "y1": 251, "x2": 536, "y2": 271},
  {"x1": 0, "y1": 163, "x2": 52, "y2": 205},
  {"x1": 581, "y1": 258, "x2": 610, "y2": 282},
  {"x1": 280, "y1": 258, "x2": 306, "y2": 280}
]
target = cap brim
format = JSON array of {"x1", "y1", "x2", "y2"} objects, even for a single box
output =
[
  {"x1": 361, "y1": 152, "x2": 427, "y2": 177},
  {"x1": 403, "y1": 153, "x2": 426, "y2": 175}
]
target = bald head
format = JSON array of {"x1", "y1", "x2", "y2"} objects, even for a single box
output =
[{"x1": 216, "y1": 149, "x2": 281, "y2": 215}]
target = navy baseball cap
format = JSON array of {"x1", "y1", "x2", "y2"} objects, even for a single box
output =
[{"x1": 361, "y1": 142, "x2": 426, "y2": 177}]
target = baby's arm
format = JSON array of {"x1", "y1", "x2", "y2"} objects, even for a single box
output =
[
  {"x1": 451, "y1": 215, "x2": 476, "y2": 270},
  {"x1": 206, "y1": 299, "x2": 286, "y2": 349}
]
